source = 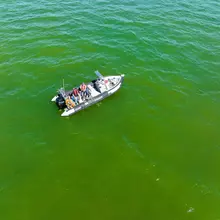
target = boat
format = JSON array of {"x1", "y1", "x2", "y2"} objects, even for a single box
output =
[{"x1": 51, "y1": 70, "x2": 125, "y2": 116}]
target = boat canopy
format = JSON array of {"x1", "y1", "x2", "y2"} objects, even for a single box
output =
[{"x1": 95, "y1": 70, "x2": 104, "y2": 79}]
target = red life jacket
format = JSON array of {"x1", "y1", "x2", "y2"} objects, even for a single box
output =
[{"x1": 73, "y1": 88, "x2": 78, "y2": 96}]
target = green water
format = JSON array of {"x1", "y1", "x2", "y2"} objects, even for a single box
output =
[{"x1": 1, "y1": 0, "x2": 220, "y2": 219}]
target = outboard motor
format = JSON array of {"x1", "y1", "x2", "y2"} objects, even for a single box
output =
[{"x1": 55, "y1": 93, "x2": 66, "y2": 109}]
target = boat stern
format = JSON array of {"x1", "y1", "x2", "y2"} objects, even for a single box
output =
[{"x1": 51, "y1": 95, "x2": 58, "y2": 102}]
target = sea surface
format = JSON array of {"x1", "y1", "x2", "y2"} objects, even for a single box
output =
[{"x1": 0, "y1": 0, "x2": 220, "y2": 219}]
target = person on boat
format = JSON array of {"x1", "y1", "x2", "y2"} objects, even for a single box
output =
[
  {"x1": 85, "y1": 86, "x2": 91, "y2": 97},
  {"x1": 80, "y1": 82, "x2": 91, "y2": 98},
  {"x1": 71, "y1": 94, "x2": 79, "y2": 105},
  {"x1": 65, "y1": 96, "x2": 75, "y2": 109},
  {"x1": 72, "y1": 88, "x2": 79, "y2": 97},
  {"x1": 80, "y1": 82, "x2": 87, "y2": 92},
  {"x1": 72, "y1": 87, "x2": 83, "y2": 102},
  {"x1": 78, "y1": 88, "x2": 85, "y2": 100},
  {"x1": 79, "y1": 83, "x2": 87, "y2": 99}
]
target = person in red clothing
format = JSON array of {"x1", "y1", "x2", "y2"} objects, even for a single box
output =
[
  {"x1": 72, "y1": 88, "x2": 79, "y2": 96},
  {"x1": 80, "y1": 82, "x2": 87, "y2": 92},
  {"x1": 80, "y1": 82, "x2": 90, "y2": 99}
]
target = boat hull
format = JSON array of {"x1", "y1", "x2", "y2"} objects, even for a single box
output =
[{"x1": 52, "y1": 74, "x2": 124, "y2": 117}]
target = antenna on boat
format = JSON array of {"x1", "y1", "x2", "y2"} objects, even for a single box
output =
[{"x1": 62, "y1": 78, "x2": 65, "y2": 90}]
